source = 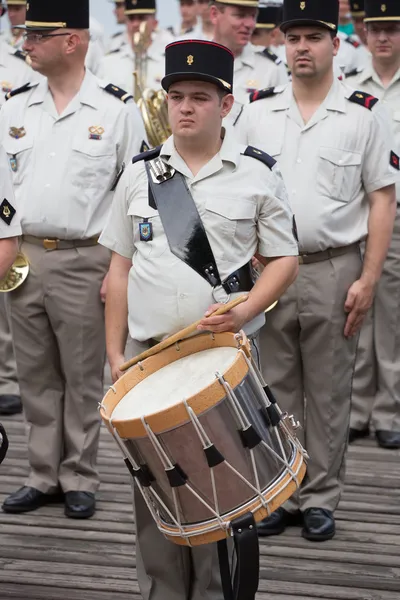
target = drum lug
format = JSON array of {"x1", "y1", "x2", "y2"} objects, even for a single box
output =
[{"x1": 281, "y1": 412, "x2": 302, "y2": 437}]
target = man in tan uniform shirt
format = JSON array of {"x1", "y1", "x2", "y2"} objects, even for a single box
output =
[
  {"x1": 0, "y1": 0, "x2": 146, "y2": 518},
  {"x1": 100, "y1": 38, "x2": 298, "y2": 600},
  {"x1": 237, "y1": 0, "x2": 398, "y2": 541},
  {"x1": 349, "y1": 0, "x2": 400, "y2": 450},
  {"x1": 210, "y1": 0, "x2": 288, "y2": 125}
]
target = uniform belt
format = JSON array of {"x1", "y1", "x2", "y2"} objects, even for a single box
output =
[
  {"x1": 22, "y1": 235, "x2": 99, "y2": 251},
  {"x1": 298, "y1": 243, "x2": 360, "y2": 265}
]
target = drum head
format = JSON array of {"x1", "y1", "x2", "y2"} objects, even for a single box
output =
[{"x1": 111, "y1": 346, "x2": 238, "y2": 421}]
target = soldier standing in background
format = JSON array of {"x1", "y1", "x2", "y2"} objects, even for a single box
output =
[
  {"x1": 210, "y1": 0, "x2": 288, "y2": 125},
  {"x1": 251, "y1": 2, "x2": 286, "y2": 63},
  {"x1": 107, "y1": 0, "x2": 127, "y2": 53},
  {"x1": 0, "y1": 0, "x2": 26, "y2": 50},
  {"x1": 350, "y1": 0, "x2": 400, "y2": 450},
  {"x1": 0, "y1": 0, "x2": 146, "y2": 519},
  {"x1": 237, "y1": 0, "x2": 398, "y2": 541}
]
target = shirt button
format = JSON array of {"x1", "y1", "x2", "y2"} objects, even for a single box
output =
[
  {"x1": 297, "y1": 158, "x2": 302, "y2": 164},
  {"x1": 49, "y1": 152, "x2": 56, "y2": 157},
  {"x1": 180, "y1": 294, "x2": 187, "y2": 299}
]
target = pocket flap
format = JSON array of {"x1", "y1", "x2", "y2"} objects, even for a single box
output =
[
  {"x1": 2, "y1": 137, "x2": 33, "y2": 155},
  {"x1": 205, "y1": 197, "x2": 256, "y2": 220},
  {"x1": 319, "y1": 146, "x2": 362, "y2": 166}
]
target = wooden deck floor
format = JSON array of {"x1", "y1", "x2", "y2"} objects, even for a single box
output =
[{"x1": 1, "y1": 413, "x2": 400, "y2": 600}]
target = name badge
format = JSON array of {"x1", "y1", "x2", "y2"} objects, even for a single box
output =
[{"x1": 139, "y1": 219, "x2": 153, "y2": 242}]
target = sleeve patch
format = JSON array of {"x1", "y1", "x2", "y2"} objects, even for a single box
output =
[
  {"x1": 241, "y1": 146, "x2": 276, "y2": 170},
  {"x1": 390, "y1": 151, "x2": 400, "y2": 170},
  {"x1": 104, "y1": 84, "x2": 133, "y2": 104},
  {"x1": 0, "y1": 199, "x2": 16, "y2": 225},
  {"x1": 347, "y1": 91, "x2": 379, "y2": 110}
]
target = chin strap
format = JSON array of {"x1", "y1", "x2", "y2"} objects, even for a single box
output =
[
  {"x1": 0, "y1": 423, "x2": 9, "y2": 466},
  {"x1": 218, "y1": 512, "x2": 260, "y2": 600}
]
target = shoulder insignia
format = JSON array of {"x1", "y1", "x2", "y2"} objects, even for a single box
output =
[
  {"x1": 167, "y1": 26, "x2": 174, "y2": 35},
  {"x1": 241, "y1": 146, "x2": 276, "y2": 170},
  {"x1": 390, "y1": 151, "x2": 399, "y2": 170},
  {"x1": 104, "y1": 83, "x2": 133, "y2": 103},
  {"x1": 6, "y1": 82, "x2": 32, "y2": 101},
  {"x1": 345, "y1": 67, "x2": 363, "y2": 78},
  {"x1": 345, "y1": 36, "x2": 361, "y2": 48},
  {"x1": 262, "y1": 47, "x2": 282, "y2": 65},
  {"x1": 250, "y1": 86, "x2": 277, "y2": 103},
  {"x1": 107, "y1": 48, "x2": 121, "y2": 55},
  {"x1": 347, "y1": 90, "x2": 379, "y2": 110},
  {"x1": 132, "y1": 146, "x2": 161, "y2": 166},
  {"x1": 111, "y1": 31, "x2": 122, "y2": 38},
  {"x1": 14, "y1": 49, "x2": 28, "y2": 63}
]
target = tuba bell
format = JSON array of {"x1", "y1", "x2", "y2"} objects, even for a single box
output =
[
  {"x1": 0, "y1": 252, "x2": 29, "y2": 292},
  {"x1": 132, "y1": 22, "x2": 171, "y2": 148}
]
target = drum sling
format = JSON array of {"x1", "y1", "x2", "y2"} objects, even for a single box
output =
[
  {"x1": 145, "y1": 159, "x2": 260, "y2": 599},
  {"x1": 0, "y1": 423, "x2": 9, "y2": 465},
  {"x1": 145, "y1": 159, "x2": 254, "y2": 294}
]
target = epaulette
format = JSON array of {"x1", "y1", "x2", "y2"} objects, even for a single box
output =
[
  {"x1": 262, "y1": 47, "x2": 282, "y2": 65},
  {"x1": 344, "y1": 67, "x2": 363, "y2": 78},
  {"x1": 104, "y1": 83, "x2": 133, "y2": 103},
  {"x1": 241, "y1": 146, "x2": 276, "y2": 170},
  {"x1": 107, "y1": 48, "x2": 121, "y2": 55},
  {"x1": 132, "y1": 146, "x2": 161, "y2": 166},
  {"x1": 347, "y1": 90, "x2": 379, "y2": 110},
  {"x1": 111, "y1": 31, "x2": 122, "y2": 38},
  {"x1": 345, "y1": 36, "x2": 361, "y2": 49},
  {"x1": 14, "y1": 49, "x2": 28, "y2": 63},
  {"x1": 250, "y1": 86, "x2": 278, "y2": 103},
  {"x1": 6, "y1": 82, "x2": 32, "y2": 101}
]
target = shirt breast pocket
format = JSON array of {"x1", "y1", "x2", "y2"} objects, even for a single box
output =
[
  {"x1": 2, "y1": 137, "x2": 33, "y2": 186},
  {"x1": 318, "y1": 147, "x2": 362, "y2": 202},
  {"x1": 204, "y1": 197, "x2": 256, "y2": 259},
  {"x1": 71, "y1": 139, "x2": 116, "y2": 189},
  {"x1": 127, "y1": 203, "x2": 169, "y2": 259}
]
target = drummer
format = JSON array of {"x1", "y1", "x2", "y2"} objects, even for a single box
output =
[{"x1": 99, "y1": 39, "x2": 298, "y2": 600}]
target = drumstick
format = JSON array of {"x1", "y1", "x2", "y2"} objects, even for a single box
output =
[{"x1": 119, "y1": 294, "x2": 249, "y2": 372}]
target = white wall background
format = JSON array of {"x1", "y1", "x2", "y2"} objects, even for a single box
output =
[{"x1": 91, "y1": 0, "x2": 180, "y2": 36}]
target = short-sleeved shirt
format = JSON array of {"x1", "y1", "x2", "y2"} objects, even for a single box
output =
[
  {"x1": 348, "y1": 60, "x2": 400, "y2": 202},
  {"x1": 99, "y1": 127, "x2": 298, "y2": 341},
  {"x1": 236, "y1": 79, "x2": 399, "y2": 253},
  {"x1": 0, "y1": 69, "x2": 147, "y2": 239},
  {"x1": 0, "y1": 145, "x2": 21, "y2": 239},
  {"x1": 336, "y1": 31, "x2": 369, "y2": 75}
]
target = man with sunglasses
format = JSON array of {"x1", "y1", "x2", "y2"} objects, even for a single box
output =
[
  {"x1": 349, "y1": 0, "x2": 400, "y2": 450},
  {"x1": 0, "y1": 0, "x2": 146, "y2": 519}
]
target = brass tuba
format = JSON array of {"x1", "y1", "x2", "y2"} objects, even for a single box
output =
[
  {"x1": 132, "y1": 22, "x2": 171, "y2": 148},
  {"x1": 0, "y1": 252, "x2": 29, "y2": 292}
]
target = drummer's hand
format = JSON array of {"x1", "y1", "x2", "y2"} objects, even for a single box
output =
[
  {"x1": 197, "y1": 303, "x2": 247, "y2": 334},
  {"x1": 344, "y1": 278, "x2": 375, "y2": 338},
  {"x1": 109, "y1": 354, "x2": 125, "y2": 383}
]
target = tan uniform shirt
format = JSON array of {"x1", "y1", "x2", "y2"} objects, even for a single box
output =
[
  {"x1": 0, "y1": 42, "x2": 34, "y2": 103},
  {"x1": 237, "y1": 79, "x2": 399, "y2": 253},
  {"x1": 349, "y1": 60, "x2": 400, "y2": 202},
  {"x1": 99, "y1": 127, "x2": 298, "y2": 341},
  {"x1": 0, "y1": 145, "x2": 20, "y2": 239},
  {"x1": 227, "y1": 43, "x2": 289, "y2": 125},
  {"x1": 0, "y1": 70, "x2": 147, "y2": 239}
]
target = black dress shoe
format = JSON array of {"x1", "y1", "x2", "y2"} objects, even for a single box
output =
[
  {"x1": 302, "y1": 508, "x2": 335, "y2": 541},
  {"x1": 376, "y1": 430, "x2": 400, "y2": 449},
  {"x1": 348, "y1": 427, "x2": 370, "y2": 444},
  {"x1": 65, "y1": 491, "x2": 95, "y2": 519},
  {"x1": 0, "y1": 395, "x2": 22, "y2": 416},
  {"x1": 257, "y1": 507, "x2": 302, "y2": 537},
  {"x1": 2, "y1": 486, "x2": 64, "y2": 513}
]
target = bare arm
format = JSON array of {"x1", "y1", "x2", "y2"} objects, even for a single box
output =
[
  {"x1": 198, "y1": 256, "x2": 298, "y2": 333},
  {"x1": 344, "y1": 184, "x2": 396, "y2": 338},
  {"x1": 105, "y1": 252, "x2": 132, "y2": 382},
  {"x1": 0, "y1": 238, "x2": 18, "y2": 280}
]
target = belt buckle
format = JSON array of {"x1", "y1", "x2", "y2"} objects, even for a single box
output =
[
  {"x1": 43, "y1": 239, "x2": 58, "y2": 251},
  {"x1": 298, "y1": 255, "x2": 305, "y2": 265}
]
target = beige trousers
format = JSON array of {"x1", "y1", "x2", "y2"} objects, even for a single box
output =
[
  {"x1": 0, "y1": 295, "x2": 19, "y2": 396},
  {"x1": 260, "y1": 250, "x2": 362, "y2": 512},
  {"x1": 351, "y1": 212, "x2": 400, "y2": 431},
  {"x1": 9, "y1": 241, "x2": 110, "y2": 493}
]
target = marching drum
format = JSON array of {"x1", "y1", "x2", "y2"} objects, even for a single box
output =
[{"x1": 100, "y1": 330, "x2": 307, "y2": 547}]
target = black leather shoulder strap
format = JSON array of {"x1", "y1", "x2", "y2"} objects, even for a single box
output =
[{"x1": 242, "y1": 146, "x2": 276, "y2": 170}]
